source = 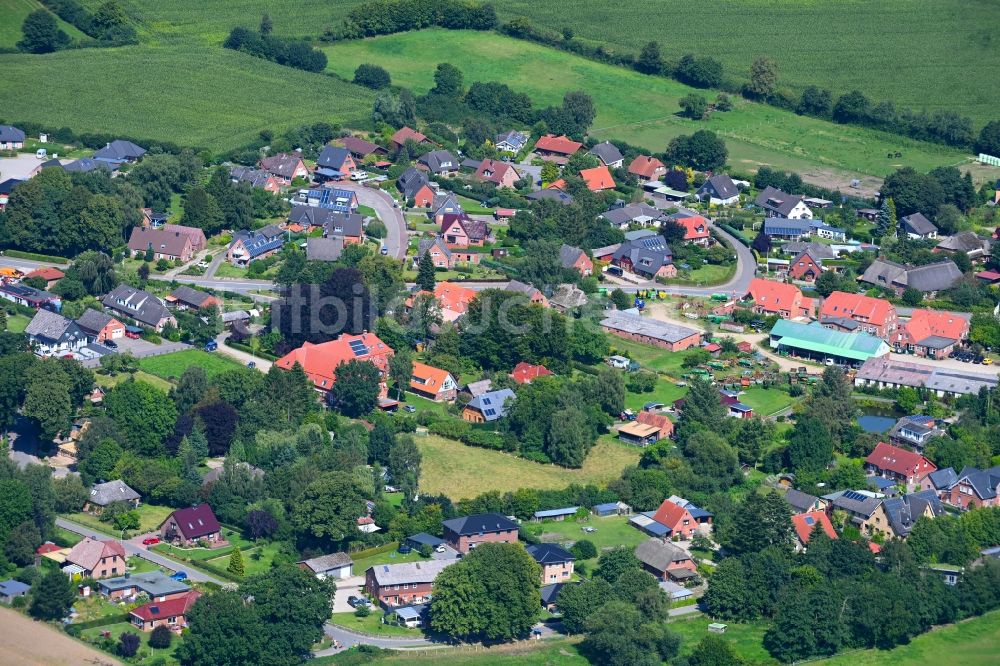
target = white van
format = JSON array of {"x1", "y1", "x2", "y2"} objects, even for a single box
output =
[
  {"x1": 35, "y1": 148, "x2": 47, "y2": 159},
  {"x1": 350, "y1": 170, "x2": 368, "y2": 181}
]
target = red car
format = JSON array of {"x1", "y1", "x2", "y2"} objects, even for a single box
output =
[{"x1": 142, "y1": 537, "x2": 160, "y2": 546}]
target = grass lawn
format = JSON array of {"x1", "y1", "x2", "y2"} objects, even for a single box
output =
[
  {"x1": 417, "y1": 435, "x2": 640, "y2": 501},
  {"x1": 624, "y1": 377, "x2": 687, "y2": 412},
  {"x1": 522, "y1": 514, "x2": 645, "y2": 567},
  {"x1": 329, "y1": 611, "x2": 426, "y2": 639},
  {"x1": 138, "y1": 349, "x2": 241, "y2": 381},
  {"x1": 53, "y1": 526, "x2": 83, "y2": 547},
  {"x1": 322, "y1": 638, "x2": 588, "y2": 665},
  {"x1": 738, "y1": 387, "x2": 795, "y2": 416},
  {"x1": 0, "y1": 0, "x2": 87, "y2": 49},
  {"x1": 204, "y1": 541, "x2": 282, "y2": 577},
  {"x1": 67, "y1": 504, "x2": 174, "y2": 536},
  {"x1": 607, "y1": 339, "x2": 706, "y2": 378},
  {"x1": 79, "y1": 619, "x2": 184, "y2": 665},
  {"x1": 94, "y1": 369, "x2": 175, "y2": 393},
  {"x1": 351, "y1": 546, "x2": 428, "y2": 574},
  {"x1": 669, "y1": 616, "x2": 774, "y2": 665},
  {"x1": 5, "y1": 313, "x2": 30, "y2": 333},
  {"x1": 663, "y1": 262, "x2": 737, "y2": 287}
]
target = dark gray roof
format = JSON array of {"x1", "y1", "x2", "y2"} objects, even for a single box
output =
[
  {"x1": 830, "y1": 490, "x2": 882, "y2": 517},
  {"x1": 588, "y1": 141, "x2": 623, "y2": 166},
  {"x1": 64, "y1": 158, "x2": 110, "y2": 173},
  {"x1": 405, "y1": 532, "x2": 444, "y2": 548},
  {"x1": 102, "y1": 285, "x2": 171, "y2": 328},
  {"x1": 89, "y1": 480, "x2": 140, "y2": 506},
  {"x1": 397, "y1": 167, "x2": 431, "y2": 199},
  {"x1": 289, "y1": 205, "x2": 341, "y2": 228},
  {"x1": 170, "y1": 286, "x2": 214, "y2": 308},
  {"x1": 25, "y1": 310, "x2": 84, "y2": 345},
  {"x1": 611, "y1": 234, "x2": 674, "y2": 276},
  {"x1": 0, "y1": 125, "x2": 26, "y2": 143},
  {"x1": 784, "y1": 241, "x2": 836, "y2": 259},
  {"x1": 299, "y1": 552, "x2": 353, "y2": 573},
  {"x1": 540, "y1": 582, "x2": 569, "y2": 605},
  {"x1": 600, "y1": 310, "x2": 700, "y2": 344},
  {"x1": 75, "y1": 308, "x2": 116, "y2": 335},
  {"x1": 230, "y1": 166, "x2": 275, "y2": 189},
  {"x1": 602, "y1": 203, "x2": 664, "y2": 228},
  {"x1": 755, "y1": 186, "x2": 808, "y2": 217},
  {"x1": 635, "y1": 538, "x2": 690, "y2": 571},
  {"x1": 316, "y1": 145, "x2": 353, "y2": 171},
  {"x1": 526, "y1": 189, "x2": 574, "y2": 205},
  {"x1": 442, "y1": 513, "x2": 519, "y2": 536},
  {"x1": 925, "y1": 467, "x2": 958, "y2": 490},
  {"x1": 900, "y1": 213, "x2": 937, "y2": 236},
  {"x1": 783, "y1": 489, "x2": 820, "y2": 513},
  {"x1": 368, "y1": 559, "x2": 454, "y2": 586},
  {"x1": 466, "y1": 389, "x2": 516, "y2": 422},
  {"x1": 954, "y1": 466, "x2": 1000, "y2": 500},
  {"x1": 306, "y1": 237, "x2": 345, "y2": 262},
  {"x1": 698, "y1": 174, "x2": 739, "y2": 200},
  {"x1": 324, "y1": 213, "x2": 364, "y2": 239},
  {"x1": 93, "y1": 140, "x2": 146, "y2": 163},
  {"x1": 820, "y1": 316, "x2": 860, "y2": 331},
  {"x1": 0, "y1": 178, "x2": 23, "y2": 195},
  {"x1": 504, "y1": 279, "x2": 543, "y2": 299},
  {"x1": 417, "y1": 237, "x2": 451, "y2": 261},
  {"x1": 763, "y1": 218, "x2": 812, "y2": 236},
  {"x1": 883, "y1": 490, "x2": 944, "y2": 537},
  {"x1": 936, "y1": 232, "x2": 990, "y2": 255},
  {"x1": 860, "y1": 259, "x2": 962, "y2": 293},
  {"x1": 495, "y1": 130, "x2": 529, "y2": 151},
  {"x1": 230, "y1": 225, "x2": 286, "y2": 260},
  {"x1": 418, "y1": 150, "x2": 459, "y2": 174},
  {"x1": 526, "y1": 543, "x2": 575, "y2": 565}
]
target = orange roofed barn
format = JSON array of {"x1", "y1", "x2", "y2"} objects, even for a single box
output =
[
  {"x1": 819, "y1": 291, "x2": 897, "y2": 338},
  {"x1": 745, "y1": 278, "x2": 814, "y2": 319},
  {"x1": 276, "y1": 332, "x2": 394, "y2": 397}
]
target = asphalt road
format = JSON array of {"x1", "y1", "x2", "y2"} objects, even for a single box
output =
[
  {"x1": 214, "y1": 331, "x2": 273, "y2": 371},
  {"x1": 340, "y1": 182, "x2": 408, "y2": 260},
  {"x1": 55, "y1": 517, "x2": 224, "y2": 585}
]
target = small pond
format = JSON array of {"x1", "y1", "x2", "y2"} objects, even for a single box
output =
[{"x1": 857, "y1": 413, "x2": 897, "y2": 433}]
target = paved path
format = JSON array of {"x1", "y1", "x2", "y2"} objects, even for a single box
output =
[
  {"x1": 337, "y1": 182, "x2": 408, "y2": 259},
  {"x1": 320, "y1": 623, "x2": 433, "y2": 652},
  {"x1": 55, "y1": 517, "x2": 224, "y2": 584},
  {"x1": 214, "y1": 332, "x2": 272, "y2": 372}
]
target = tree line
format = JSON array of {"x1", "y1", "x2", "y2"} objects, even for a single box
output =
[
  {"x1": 224, "y1": 19, "x2": 328, "y2": 73},
  {"x1": 17, "y1": 0, "x2": 136, "y2": 54},
  {"x1": 336, "y1": 0, "x2": 499, "y2": 40}
]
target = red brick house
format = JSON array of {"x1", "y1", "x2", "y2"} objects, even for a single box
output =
[
  {"x1": 526, "y1": 544, "x2": 575, "y2": 585},
  {"x1": 534, "y1": 134, "x2": 583, "y2": 163},
  {"x1": 127, "y1": 227, "x2": 197, "y2": 263},
  {"x1": 651, "y1": 498, "x2": 705, "y2": 540},
  {"x1": 259, "y1": 152, "x2": 309, "y2": 184},
  {"x1": 893, "y1": 309, "x2": 969, "y2": 359},
  {"x1": 819, "y1": 292, "x2": 898, "y2": 338},
  {"x1": 390, "y1": 126, "x2": 428, "y2": 152},
  {"x1": 559, "y1": 244, "x2": 593, "y2": 276},
  {"x1": 510, "y1": 362, "x2": 552, "y2": 385},
  {"x1": 939, "y1": 467, "x2": 1000, "y2": 510},
  {"x1": 634, "y1": 539, "x2": 698, "y2": 582},
  {"x1": 440, "y1": 213, "x2": 491, "y2": 247},
  {"x1": 628, "y1": 155, "x2": 666, "y2": 180},
  {"x1": 275, "y1": 332, "x2": 394, "y2": 397},
  {"x1": 865, "y1": 442, "x2": 937, "y2": 486},
  {"x1": 475, "y1": 159, "x2": 520, "y2": 188},
  {"x1": 75, "y1": 309, "x2": 126, "y2": 343},
  {"x1": 409, "y1": 361, "x2": 457, "y2": 402},
  {"x1": 63, "y1": 537, "x2": 127, "y2": 579},
  {"x1": 364, "y1": 560, "x2": 454, "y2": 608},
  {"x1": 158, "y1": 504, "x2": 226, "y2": 548},
  {"x1": 744, "y1": 278, "x2": 815, "y2": 319},
  {"x1": 788, "y1": 249, "x2": 825, "y2": 282},
  {"x1": 791, "y1": 511, "x2": 838, "y2": 549},
  {"x1": 442, "y1": 513, "x2": 519, "y2": 554},
  {"x1": 130, "y1": 590, "x2": 201, "y2": 632}
]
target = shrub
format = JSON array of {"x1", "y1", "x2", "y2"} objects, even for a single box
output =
[
  {"x1": 354, "y1": 63, "x2": 391, "y2": 89},
  {"x1": 149, "y1": 625, "x2": 173, "y2": 649},
  {"x1": 118, "y1": 632, "x2": 141, "y2": 658}
]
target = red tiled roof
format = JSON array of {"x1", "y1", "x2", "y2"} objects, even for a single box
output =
[
  {"x1": 534, "y1": 134, "x2": 583, "y2": 155},
  {"x1": 391, "y1": 127, "x2": 427, "y2": 146},
  {"x1": 636, "y1": 411, "x2": 673, "y2": 437},
  {"x1": 791, "y1": 511, "x2": 837, "y2": 545},
  {"x1": 66, "y1": 537, "x2": 126, "y2": 571},
  {"x1": 36, "y1": 542, "x2": 63, "y2": 555},
  {"x1": 703, "y1": 343, "x2": 721, "y2": 352},
  {"x1": 628, "y1": 155, "x2": 665, "y2": 179},
  {"x1": 579, "y1": 165, "x2": 615, "y2": 192},
  {"x1": 651, "y1": 499, "x2": 692, "y2": 531},
  {"x1": 745, "y1": 278, "x2": 805, "y2": 315},
  {"x1": 166, "y1": 504, "x2": 221, "y2": 540},
  {"x1": 433, "y1": 281, "x2": 477, "y2": 315},
  {"x1": 510, "y1": 362, "x2": 552, "y2": 384},
  {"x1": 25, "y1": 267, "x2": 65, "y2": 281},
  {"x1": 902, "y1": 309, "x2": 968, "y2": 344},
  {"x1": 820, "y1": 292, "x2": 895, "y2": 327},
  {"x1": 275, "y1": 332, "x2": 394, "y2": 390},
  {"x1": 674, "y1": 215, "x2": 710, "y2": 241},
  {"x1": 410, "y1": 361, "x2": 452, "y2": 394},
  {"x1": 976, "y1": 270, "x2": 1000, "y2": 281},
  {"x1": 865, "y1": 442, "x2": 937, "y2": 478},
  {"x1": 130, "y1": 591, "x2": 201, "y2": 622}
]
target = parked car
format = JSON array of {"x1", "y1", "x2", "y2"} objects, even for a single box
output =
[
  {"x1": 170, "y1": 571, "x2": 188, "y2": 581},
  {"x1": 404, "y1": 405, "x2": 416, "y2": 413},
  {"x1": 204, "y1": 340, "x2": 218, "y2": 352},
  {"x1": 103, "y1": 340, "x2": 118, "y2": 349},
  {"x1": 347, "y1": 596, "x2": 370, "y2": 608},
  {"x1": 435, "y1": 545, "x2": 447, "y2": 553},
  {"x1": 142, "y1": 537, "x2": 160, "y2": 545},
  {"x1": 247, "y1": 361, "x2": 256, "y2": 369},
  {"x1": 581, "y1": 526, "x2": 596, "y2": 533},
  {"x1": 380, "y1": 246, "x2": 389, "y2": 255}
]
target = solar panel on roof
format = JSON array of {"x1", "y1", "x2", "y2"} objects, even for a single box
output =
[
  {"x1": 804, "y1": 516, "x2": 815, "y2": 525},
  {"x1": 484, "y1": 408, "x2": 496, "y2": 417},
  {"x1": 843, "y1": 490, "x2": 868, "y2": 502}
]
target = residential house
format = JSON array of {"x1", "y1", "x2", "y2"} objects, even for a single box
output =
[
  {"x1": 940, "y1": 466, "x2": 1000, "y2": 509},
  {"x1": 227, "y1": 225, "x2": 286, "y2": 266},
  {"x1": 859, "y1": 258, "x2": 963, "y2": 297},
  {"x1": 230, "y1": 166, "x2": 281, "y2": 193},
  {"x1": 93, "y1": 140, "x2": 146, "y2": 166},
  {"x1": 791, "y1": 511, "x2": 837, "y2": 549},
  {"x1": 540, "y1": 583, "x2": 569, "y2": 611},
  {"x1": 810, "y1": 220, "x2": 847, "y2": 241},
  {"x1": 510, "y1": 362, "x2": 552, "y2": 385},
  {"x1": 298, "y1": 187, "x2": 358, "y2": 214},
  {"x1": 167, "y1": 286, "x2": 219, "y2": 311},
  {"x1": 762, "y1": 218, "x2": 814, "y2": 241},
  {"x1": 883, "y1": 490, "x2": 944, "y2": 538},
  {"x1": 588, "y1": 141, "x2": 624, "y2": 168},
  {"x1": 85, "y1": 480, "x2": 140, "y2": 514},
  {"x1": 548, "y1": 283, "x2": 588, "y2": 313},
  {"x1": 462, "y1": 388, "x2": 516, "y2": 423},
  {"x1": 431, "y1": 194, "x2": 463, "y2": 224},
  {"x1": 618, "y1": 421, "x2": 663, "y2": 447},
  {"x1": 893, "y1": 309, "x2": 969, "y2": 359},
  {"x1": 650, "y1": 497, "x2": 713, "y2": 540},
  {"x1": 865, "y1": 441, "x2": 937, "y2": 486},
  {"x1": 365, "y1": 560, "x2": 454, "y2": 608},
  {"x1": 0, "y1": 177, "x2": 23, "y2": 210},
  {"x1": 628, "y1": 155, "x2": 666, "y2": 181},
  {"x1": 127, "y1": 227, "x2": 196, "y2": 263},
  {"x1": 417, "y1": 150, "x2": 459, "y2": 177},
  {"x1": 259, "y1": 152, "x2": 309, "y2": 183},
  {"x1": 602, "y1": 202, "x2": 665, "y2": 230},
  {"x1": 102, "y1": 285, "x2": 175, "y2": 332},
  {"x1": 525, "y1": 189, "x2": 574, "y2": 205},
  {"x1": 415, "y1": 237, "x2": 470, "y2": 270},
  {"x1": 475, "y1": 159, "x2": 520, "y2": 188},
  {"x1": 667, "y1": 212, "x2": 711, "y2": 246},
  {"x1": 440, "y1": 213, "x2": 491, "y2": 247},
  {"x1": 158, "y1": 504, "x2": 225, "y2": 548},
  {"x1": 288, "y1": 204, "x2": 342, "y2": 231},
  {"x1": 75, "y1": 309, "x2": 125, "y2": 343},
  {"x1": 504, "y1": 279, "x2": 548, "y2": 306},
  {"x1": 855, "y1": 356, "x2": 998, "y2": 398},
  {"x1": 755, "y1": 186, "x2": 813, "y2": 219},
  {"x1": 324, "y1": 213, "x2": 364, "y2": 245},
  {"x1": 390, "y1": 127, "x2": 428, "y2": 152},
  {"x1": 0, "y1": 125, "x2": 26, "y2": 150},
  {"x1": 592, "y1": 501, "x2": 632, "y2": 517},
  {"x1": 611, "y1": 235, "x2": 676, "y2": 279},
  {"x1": 0, "y1": 580, "x2": 31, "y2": 604},
  {"x1": 275, "y1": 332, "x2": 394, "y2": 396},
  {"x1": 900, "y1": 213, "x2": 938, "y2": 240},
  {"x1": 827, "y1": 490, "x2": 893, "y2": 538},
  {"x1": 298, "y1": 553, "x2": 354, "y2": 580},
  {"x1": 315, "y1": 145, "x2": 356, "y2": 180},
  {"x1": 495, "y1": 130, "x2": 530, "y2": 153},
  {"x1": 306, "y1": 237, "x2": 345, "y2": 262},
  {"x1": 601, "y1": 310, "x2": 701, "y2": 352},
  {"x1": 24, "y1": 309, "x2": 87, "y2": 356},
  {"x1": 0, "y1": 283, "x2": 61, "y2": 311},
  {"x1": 744, "y1": 278, "x2": 815, "y2": 319},
  {"x1": 409, "y1": 361, "x2": 457, "y2": 402},
  {"x1": 410, "y1": 281, "x2": 478, "y2": 322},
  {"x1": 23, "y1": 267, "x2": 65, "y2": 290},
  {"x1": 819, "y1": 292, "x2": 898, "y2": 338},
  {"x1": 99, "y1": 571, "x2": 190, "y2": 602},
  {"x1": 769, "y1": 320, "x2": 891, "y2": 365},
  {"x1": 572, "y1": 165, "x2": 615, "y2": 192},
  {"x1": 634, "y1": 539, "x2": 698, "y2": 583},
  {"x1": 397, "y1": 167, "x2": 435, "y2": 207},
  {"x1": 783, "y1": 489, "x2": 825, "y2": 514},
  {"x1": 788, "y1": 249, "x2": 827, "y2": 282},
  {"x1": 527, "y1": 544, "x2": 575, "y2": 585},
  {"x1": 129, "y1": 591, "x2": 201, "y2": 632},
  {"x1": 442, "y1": 513, "x2": 519, "y2": 554},
  {"x1": 889, "y1": 415, "x2": 945, "y2": 451},
  {"x1": 156, "y1": 224, "x2": 206, "y2": 252},
  {"x1": 696, "y1": 174, "x2": 740, "y2": 206},
  {"x1": 339, "y1": 136, "x2": 387, "y2": 159},
  {"x1": 558, "y1": 244, "x2": 593, "y2": 276},
  {"x1": 63, "y1": 537, "x2": 126, "y2": 579},
  {"x1": 63, "y1": 158, "x2": 111, "y2": 174},
  {"x1": 460, "y1": 379, "x2": 493, "y2": 401},
  {"x1": 534, "y1": 134, "x2": 582, "y2": 163},
  {"x1": 636, "y1": 411, "x2": 673, "y2": 440},
  {"x1": 404, "y1": 533, "x2": 444, "y2": 551},
  {"x1": 936, "y1": 232, "x2": 991, "y2": 262}
]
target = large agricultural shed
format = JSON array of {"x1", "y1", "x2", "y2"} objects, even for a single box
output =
[
  {"x1": 769, "y1": 320, "x2": 890, "y2": 365},
  {"x1": 854, "y1": 357, "x2": 998, "y2": 398}
]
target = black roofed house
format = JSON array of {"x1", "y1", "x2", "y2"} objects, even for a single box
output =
[
  {"x1": 24, "y1": 309, "x2": 87, "y2": 356},
  {"x1": 935, "y1": 232, "x2": 991, "y2": 262},
  {"x1": 315, "y1": 145, "x2": 357, "y2": 181},
  {"x1": 540, "y1": 582, "x2": 570, "y2": 611},
  {"x1": 85, "y1": 480, "x2": 140, "y2": 514},
  {"x1": 404, "y1": 532, "x2": 445, "y2": 551},
  {"x1": 782, "y1": 488, "x2": 825, "y2": 514},
  {"x1": 158, "y1": 503, "x2": 226, "y2": 548},
  {"x1": 755, "y1": 186, "x2": 814, "y2": 219},
  {"x1": 0, "y1": 124, "x2": 26, "y2": 150},
  {"x1": 588, "y1": 141, "x2": 624, "y2": 169},
  {"x1": 0, "y1": 177, "x2": 24, "y2": 210},
  {"x1": 921, "y1": 467, "x2": 959, "y2": 497},
  {"x1": 611, "y1": 234, "x2": 676, "y2": 279},
  {"x1": 102, "y1": 285, "x2": 176, "y2": 332},
  {"x1": 93, "y1": 139, "x2": 146, "y2": 166},
  {"x1": 167, "y1": 285, "x2": 219, "y2": 311},
  {"x1": 442, "y1": 513, "x2": 519, "y2": 553},
  {"x1": 396, "y1": 167, "x2": 435, "y2": 207},
  {"x1": 431, "y1": 193, "x2": 463, "y2": 224},
  {"x1": 64, "y1": 158, "x2": 111, "y2": 174},
  {"x1": 288, "y1": 204, "x2": 341, "y2": 230},
  {"x1": 227, "y1": 224, "x2": 287, "y2": 266},
  {"x1": 882, "y1": 490, "x2": 944, "y2": 538},
  {"x1": 0, "y1": 283, "x2": 61, "y2": 311},
  {"x1": 526, "y1": 543, "x2": 575, "y2": 585},
  {"x1": 900, "y1": 213, "x2": 938, "y2": 240},
  {"x1": 696, "y1": 174, "x2": 740, "y2": 206},
  {"x1": 306, "y1": 237, "x2": 345, "y2": 262},
  {"x1": 324, "y1": 213, "x2": 364, "y2": 245},
  {"x1": 75, "y1": 308, "x2": 126, "y2": 343},
  {"x1": 297, "y1": 552, "x2": 354, "y2": 580},
  {"x1": 417, "y1": 150, "x2": 460, "y2": 176},
  {"x1": 230, "y1": 166, "x2": 281, "y2": 193}
]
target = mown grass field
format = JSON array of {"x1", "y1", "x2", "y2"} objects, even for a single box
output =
[
  {"x1": 95, "y1": 369, "x2": 174, "y2": 393},
  {"x1": 522, "y1": 514, "x2": 645, "y2": 568},
  {"x1": 138, "y1": 349, "x2": 242, "y2": 381},
  {"x1": 320, "y1": 29, "x2": 981, "y2": 186},
  {"x1": 0, "y1": 0, "x2": 86, "y2": 49},
  {"x1": 491, "y1": 0, "x2": 1000, "y2": 127},
  {"x1": 416, "y1": 434, "x2": 639, "y2": 500},
  {"x1": 68, "y1": 504, "x2": 174, "y2": 535}
]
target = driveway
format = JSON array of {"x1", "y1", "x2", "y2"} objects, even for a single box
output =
[
  {"x1": 331, "y1": 574, "x2": 365, "y2": 613},
  {"x1": 215, "y1": 332, "x2": 272, "y2": 372},
  {"x1": 55, "y1": 517, "x2": 224, "y2": 584},
  {"x1": 0, "y1": 153, "x2": 63, "y2": 181},
  {"x1": 335, "y1": 182, "x2": 407, "y2": 259}
]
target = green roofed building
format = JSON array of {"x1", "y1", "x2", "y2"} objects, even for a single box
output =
[{"x1": 769, "y1": 320, "x2": 890, "y2": 366}]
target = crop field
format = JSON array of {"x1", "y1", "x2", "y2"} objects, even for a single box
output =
[
  {"x1": 321, "y1": 30, "x2": 982, "y2": 188},
  {"x1": 491, "y1": 0, "x2": 1000, "y2": 127},
  {"x1": 0, "y1": 0, "x2": 86, "y2": 49}
]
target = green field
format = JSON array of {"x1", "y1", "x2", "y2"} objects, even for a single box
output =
[
  {"x1": 5, "y1": 313, "x2": 30, "y2": 333},
  {"x1": 321, "y1": 29, "x2": 984, "y2": 187},
  {"x1": 417, "y1": 434, "x2": 639, "y2": 500},
  {"x1": 491, "y1": 0, "x2": 1000, "y2": 127},
  {"x1": 329, "y1": 611, "x2": 425, "y2": 638},
  {"x1": 738, "y1": 386, "x2": 794, "y2": 417},
  {"x1": 138, "y1": 349, "x2": 241, "y2": 381},
  {"x1": 68, "y1": 504, "x2": 174, "y2": 535},
  {"x1": 0, "y1": 0, "x2": 86, "y2": 49},
  {"x1": 522, "y1": 514, "x2": 645, "y2": 567}
]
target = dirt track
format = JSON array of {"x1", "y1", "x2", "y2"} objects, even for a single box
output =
[{"x1": 0, "y1": 607, "x2": 120, "y2": 666}]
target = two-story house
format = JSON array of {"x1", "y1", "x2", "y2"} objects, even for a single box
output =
[
  {"x1": 365, "y1": 560, "x2": 454, "y2": 608},
  {"x1": 409, "y1": 362, "x2": 457, "y2": 402},
  {"x1": 442, "y1": 513, "x2": 519, "y2": 554},
  {"x1": 819, "y1": 292, "x2": 898, "y2": 338},
  {"x1": 755, "y1": 186, "x2": 814, "y2": 219},
  {"x1": 634, "y1": 539, "x2": 698, "y2": 583},
  {"x1": 158, "y1": 504, "x2": 226, "y2": 548},
  {"x1": 865, "y1": 442, "x2": 937, "y2": 486},
  {"x1": 440, "y1": 213, "x2": 492, "y2": 247},
  {"x1": 63, "y1": 537, "x2": 126, "y2": 579},
  {"x1": 526, "y1": 544, "x2": 575, "y2": 585}
]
